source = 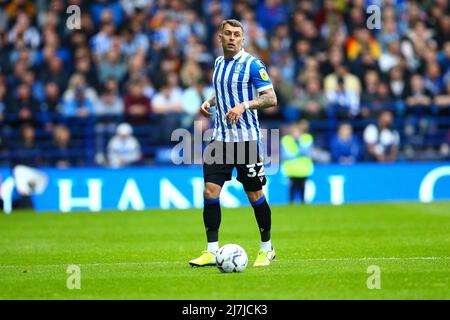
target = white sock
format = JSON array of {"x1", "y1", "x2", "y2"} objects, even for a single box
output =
[
  {"x1": 260, "y1": 240, "x2": 272, "y2": 252},
  {"x1": 207, "y1": 242, "x2": 219, "y2": 253}
]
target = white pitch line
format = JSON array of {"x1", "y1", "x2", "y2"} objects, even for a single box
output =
[{"x1": 0, "y1": 257, "x2": 449, "y2": 269}]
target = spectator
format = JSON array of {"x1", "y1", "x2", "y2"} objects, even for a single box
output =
[
  {"x1": 423, "y1": 61, "x2": 445, "y2": 96},
  {"x1": 7, "y1": 12, "x2": 40, "y2": 49},
  {"x1": 330, "y1": 123, "x2": 361, "y2": 164},
  {"x1": 290, "y1": 77, "x2": 327, "y2": 119},
  {"x1": 107, "y1": 123, "x2": 142, "y2": 168},
  {"x1": 326, "y1": 76, "x2": 360, "y2": 119},
  {"x1": 97, "y1": 47, "x2": 127, "y2": 84},
  {"x1": 379, "y1": 41, "x2": 401, "y2": 74},
  {"x1": 268, "y1": 66, "x2": 294, "y2": 111},
  {"x1": 345, "y1": 27, "x2": 381, "y2": 62},
  {"x1": 152, "y1": 73, "x2": 183, "y2": 114},
  {"x1": 95, "y1": 83, "x2": 124, "y2": 116},
  {"x1": 324, "y1": 63, "x2": 361, "y2": 95},
  {"x1": 49, "y1": 125, "x2": 76, "y2": 168},
  {"x1": 39, "y1": 56, "x2": 69, "y2": 91},
  {"x1": 120, "y1": 23, "x2": 149, "y2": 58},
  {"x1": 388, "y1": 66, "x2": 408, "y2": 101},
  {"x1": 405, "y1": 74, "x2": 433, "y2": 116},
  {"x1": 94, "y1": 83, "x2": 125, "y2": 162},
  {"x1": 12, "y1": 123, "x2": 43, "y2": 167},
  {"x1": 281, "y1": 120, "x2": 314, "y2": 204},
  {"x1": 90, "y1": 1, "x2": 124, "y2": 27},
  {"x1": 41, "y1": 81, "x2": 62, "y2": 129},
  {"x1": 123, "y1": 79, "x2": 152, "y2": 125},
  {"x1": 181, "y1": 78, "x2": 214, "y2": 129},
  {"x1": 434, "y1": 80, "x2": 450, "y2": 116},
  {"x1": 256, "y1": 0, "x2": 289, "y2": 33},
  {"x1": 90, "y1": 22, "x2": 115, "y2": 58},
  {"x1": 0, "y1": 76, "x2": 7, "y2": 123},
  {"x1": 363, "y1": 111, "x2": 400, "y2": 162},
  {"x1": 62, "y1": 75, "x2": 97, "y2": 118},
  {"x1": 7, "y1": 83, "x2": 40, "y2": 125}
]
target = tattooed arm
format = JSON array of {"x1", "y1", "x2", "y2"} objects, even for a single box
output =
[
  {"x1": 247, "y1": 88, "x2": 277, "y2": 110},
  {"x1": 225, "y1": 88, "x2": 277, "y2": 124}
]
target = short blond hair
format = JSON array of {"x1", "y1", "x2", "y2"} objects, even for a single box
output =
[{"x1": 220, "y1": 19, "x2": 244, "y2": 33}]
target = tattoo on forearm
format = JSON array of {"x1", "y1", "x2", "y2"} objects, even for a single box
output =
[{"x1": 248, "y1": 90, "x2": 277, "y2": 110}]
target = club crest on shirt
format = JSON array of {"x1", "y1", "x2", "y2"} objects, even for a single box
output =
[
  {"x1": 234, "y1": 63, "x2": 243, "y2": 73},
  {"x1": 259, "y1": 68, "x2": 269, "y2": 81}
]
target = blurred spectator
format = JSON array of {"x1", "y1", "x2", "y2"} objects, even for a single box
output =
[
  {"x1": 7, "y1": 12, "x2": 40, "y2": 49},
  {"x1": 268, "y1": 66, "x2": 294, "y2": 110},
  {"x1": 0, "y1": 76, "x2": 6, "y2": 123},
  {"x1": 97, "y1": 47, "x2": 127, "y2": 84},
  {"x1": 181, "y1": 78, "x2": 214, "y2": 129},
  {"x1": 120, "y1": 23, "x2": 149, "y2": 58},
  {"x1": 405, "y1": 74, "x2": 433, "y2": 115},
  {"x1": 39, "y1": 56, "x2": 69, "y2": 91},
  {"x1": 41, "y1": 81, "x2": 62, "y2": 129},
  {"x1": 256, "y1": 0, "x2": 289, "y2": 33},
  {"x1": 95, "y1": 82, "x2": 124, "y2": 116},
  {"x1": 90, "y1": 21, "x2": 115, "y2": 58},
  {"x1": 379, "y1": 41, "x2": 401, "y2": 73},
  {"x1": 180, "y1": 56, "x2": 203, "y2": 88},
  {"x1": 62, "y1": 74, "x2": 97, "y2": 118},
  {"x1": 326, "y1": 76, "x2": 360, "y2": 119},
  {"x1": 5, "y1": 0, "x2": 37, "y2": 20},
  {"x1": 423, "y1": 61, "x2": 445, "y2": 96},
  {"x1": 363, "y1": 111, "x2": 400, "y2": 162},
  {"x1": 90, "y1": 0, "x2": 124, "y2": 27},
  {"x1": 345, "y1": 27, "x2": 381, "y2": 62},
  {"x1": 388, "y1": 66, "x2": 408, "y2": 101},
  {"x1": 152, "y1": 73, "x2": 183, "y2": 114},
  {"x1": 290, "y1": 77, "x2": 327, "y2": 120},
  {"x1": 437, "y1": 41, "x2": 450, "y2": 74},
  {"x1": 49, "y1": 125, "x2": 76, "y2": 168},
  {"x1": 281, "y1": 120, "x2": 314, "y2": 204},
  {"x1": 434, "y1": 80, "x2": 450, "y2": 116},
  {"x1": 94, "y1": 82, "x2": 125, "y2": 162},
  {"x1": 107, "y1": 123, "x2": 142, "y2": 168},
  {"x1": 7, "y1": 83, "x2": 40, "y2": 124},
  {"x1": 152, "y1": 72, "x2": 184, "y2": 142},
  {"x1": 12, "y1": 123, "x2": 43, "y2": 167},
  {"x1": 330, "y1": 123, "x2": 361, "y2": 164},
  {"x1": 123, "y1": 79, "x2": 152, "y2": 125},
  {"x1": 324, "y1": 63, "x2": 361, "y2": 95}
]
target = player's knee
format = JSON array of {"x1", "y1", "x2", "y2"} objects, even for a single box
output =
[
  {"x1": 246, "y1": 190, "x2": 264, "y2": 203},
  {"x1": 204, "y1": 184, "x2": 221, "y2": 199}
]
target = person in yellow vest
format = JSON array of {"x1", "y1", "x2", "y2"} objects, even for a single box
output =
[{"x1": 281, "y1": 120, "x2": 314, "y2": 204}]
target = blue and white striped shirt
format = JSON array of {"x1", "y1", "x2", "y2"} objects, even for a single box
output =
[{"x1": 212, "y1": 49, "x2": 273, "y2": 142}]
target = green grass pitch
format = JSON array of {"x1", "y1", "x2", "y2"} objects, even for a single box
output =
[{"x1": 0, "y1": 202, "x2": 449, "y2": 299}]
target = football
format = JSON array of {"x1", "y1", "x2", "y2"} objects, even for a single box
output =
[{"x1": 215, "y1": 244, "x2": 248, "y2": 273}]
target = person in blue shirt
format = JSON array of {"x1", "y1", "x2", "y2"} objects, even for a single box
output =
[{"x1": 330, "y1": 123, "x2": 361, "y2": 164}]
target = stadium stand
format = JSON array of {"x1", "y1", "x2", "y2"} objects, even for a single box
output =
[{"x1": 0, "y1": 0, "x2": 449, "y2": 167}]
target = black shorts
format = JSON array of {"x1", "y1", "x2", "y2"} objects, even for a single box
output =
[{"x1": 203, "y1": 140, "x2": 266, "y2": 192}]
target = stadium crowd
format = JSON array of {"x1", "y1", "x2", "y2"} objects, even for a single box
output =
[{"x1": 0, "y1": 0, "x2": 450, "y2": 168}]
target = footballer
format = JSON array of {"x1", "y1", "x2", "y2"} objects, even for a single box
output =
[{"x1": 189, "y1": 19, "x2": 278, "y2": 267}]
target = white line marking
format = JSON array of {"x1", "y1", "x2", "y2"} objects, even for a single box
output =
[{"x1": 0, "y1": 257, "x2": 448, "y2": 269}]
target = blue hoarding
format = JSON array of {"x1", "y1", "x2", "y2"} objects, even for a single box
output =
[{"x1": 1, "y1": 163, "x2": 450, "y2": 212}]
